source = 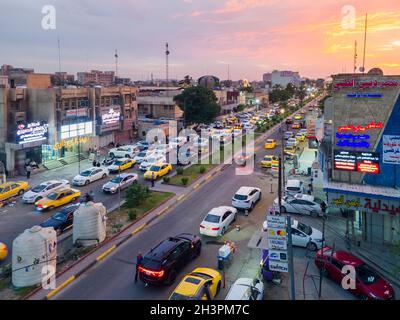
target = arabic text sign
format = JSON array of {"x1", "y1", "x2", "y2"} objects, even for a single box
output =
[
  {"x1": 328, "y1": 194, "x2": 400, "y2": 216},
  {"x1": 333, "y1": 79, "x2": 399, "y2": 90},
  {"x1": 334, "y1": 150, "x2": 380, "y2": 174},
  {"x1": 383, "y1": 135, "x2": 400, "y2": 165},
  {"x1": 266, "y1": 215, "x2": 286, "y2": 228},
  {"x1": 16, "y1": 122, "x2": 49, "y2": 145}
]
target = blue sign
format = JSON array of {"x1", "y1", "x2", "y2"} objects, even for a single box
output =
[{"x1": 336, "y1": 132, "x2": 370, "y2": 148}]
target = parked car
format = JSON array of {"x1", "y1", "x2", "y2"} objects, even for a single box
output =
[
  {"x1": 144, "y1": 163, "x2": 172, "y2": 180},
  {"x1": 285, "y1": 118, "x2": 293, "y2": 125},
  {"x1": 199, "y1": 206, "x2": 237, "y2": 237},
  {"x1": 169, "y1": 137, "x2": 186, "y2": 149},
  {"x1": 295, "y1": 132, "x2": 306, "y2": 142},
  {"x1": 284, "y1": 145, "x2": 297, "y2": 156},
  {"x1": 109, "y1": 145, "x2": 139, "y2": 158},
  {"x1": 23, "y1": 180, "x2": 70, "y2": 204},
  {"x1": 177, "y1": 149, "x2": 198, "y2": 166},
  {"x1": 35, "y1": 188, "x2": 81, "y2": 211},
  {"x1": 169, "y1": 268, "x2": 222, "y2": 300},
  {"x1": 225, "y1": 278, "x2": 264, "y2": 300},
  {"x1": 232, "y1": 186, "x2": 261, "y2": 213},
  {"x1": 137, "y1": 140, "x2": 153, "y2": 151},
  {"x1": 107, "y1": 158, "x2": 136, "y2": 174},
  {"x1": 40, "y1": 204, "x2": 80, "y2": 235},
  {"x1": 139, "y1": 233, "x2": 202, "y2": 285},
  {"x1": 284, "y1": 131, "x2": 294, "y2": 140},
  {"x1": 315, "y1": 246, "x2": 396, "y2": 300},
  {"x1": 72, "y1": 167, "x2": 109, "y2": 186},
  {"x1": 154, "y1": 144, "x2": 172, "y2": 156},
  {"x1": 102, "y1": 173, "x2": 138, "y2": 194},
  {"x1": 133, "y1": 149, "x2": 155, "y2": 164},
  {"x1": 285, "y1": 179, "x2": 305, "y2": 195},
  {"x1": 139, "y1": 154, "x2": 166, "y2": 171},
  {"x1": 0, "y1": 181, "x2": 30, "y2": 202},
  {"x1": 286, "y1": 137, "x2": 299, "y2": 148},
  {"x1": 273, "y1": 194, "x2": 326, "y2": 217}
]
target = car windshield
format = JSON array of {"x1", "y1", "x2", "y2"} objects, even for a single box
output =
[
  {"x1": 32, "y1": 184, "x2": 47, "y2": 193},
  {"x1": 356, "y1": 263, "x2": 381, "y2": 285},
  {"x1": 264, "y1": 157, "x2": 272, "y2": 161},
  {"x1": 113, "y1": 161, "x2": 124, "y2": 166},
  {"x1": 142, "y1": 257, "x2": 161, "y2": 269},
  {"x1": 234, "y1": 194, "x2": 248, "y2": 201},
  {"x1": 149, "y1": 166, "x2": 161, "y2": 171},
  {"x1": 52, "y1": 212, "x2": 67, "y2": 221},
  {"x1": 47, "y1": 192, "x2": 59, "y2": 200},
  {"x1": 146, "y1": 158, "x2": 156, "y2": 163},
  {"x1": 0, "y1": 187, "x2": 3, "y2": 193},
  {"x1": 267, "y1": 139, "x2": 274, "y2": 143},
  {"x1": 297, "y1": 222, "x2": 312, "y2": 235},
  {"x1": 111, "y1": 177, "x2": 123, "y2": 183},
  {"x1": 169, "y1": 293, "x2": 198, "y2": 300},
  {"x1": 138, "y1": 152, "x2": 146, "y2": 157},
  {"x1": 204, "y1": 214, "x2": 221, "y2": 223},
  {"x1": 80, "y1": 170, "x2": 92, "y2": 177}
]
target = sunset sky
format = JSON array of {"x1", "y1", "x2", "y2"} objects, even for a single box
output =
[{"x1": 1, "y1": 0, "x2": 399, "y2": 81}]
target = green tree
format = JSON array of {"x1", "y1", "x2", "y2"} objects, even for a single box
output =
[
  {"x1": 174, "y1": 86, "x2": 221, "y2": 125},
  {"x1": 125, "y1": 184, "x2": 149, "y2": 208}
]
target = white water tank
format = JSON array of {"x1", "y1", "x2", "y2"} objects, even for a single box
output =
[
  {"x1": 12, "y1": 226, "x2": 57, "y2": 288},
  {"x1": 73, "y1": 201, "x2": 107, "y2": 247}
]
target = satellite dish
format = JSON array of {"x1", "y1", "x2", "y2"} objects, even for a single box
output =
[{"x1": 359, "y1": 67, "x2": 365, "y2": 73}]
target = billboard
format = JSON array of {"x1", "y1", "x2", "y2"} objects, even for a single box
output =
[
  {"x1": 334, "y1": 150, "x2": 380, "y2": 174},
  {"x1": 16, "y1": 122, "x2": 48, "y2": 145}
]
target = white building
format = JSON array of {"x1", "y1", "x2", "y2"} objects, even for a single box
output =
[{"x1": 271, "y1": 70, "x2": 301, "y2": 88}]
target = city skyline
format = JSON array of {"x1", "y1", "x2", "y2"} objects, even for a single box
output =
[{"x1": 0, "y1": 0, "x2": 399, "y2": 81}]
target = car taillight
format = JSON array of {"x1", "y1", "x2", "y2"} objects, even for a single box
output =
[
  {"x1": 200, "y1": 225, "x2": 205, "y2": 228},
  {"x1": 138, "y1": 266, "x2": 165, "y2": 278},
  {"x1": 37, "y1": 204, "x2": 42, "y2": 208},
  {"x1": 211, "y1": 227, "x2": 220, "y2": 231}
]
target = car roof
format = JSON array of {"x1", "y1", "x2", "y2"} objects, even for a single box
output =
[
  {"x1": 113, "y1": 157, "x2": 130, "y2": 161},
  {"x1": 146, "y1": 236, "x2": 185, "y2": 260},
  {"x1": 117, "y1": 173, "x2": 136, "y2": 178},
  {"x1": 226, "y1": 278, "x2": 254, "y2": 300},
  {"x1": 208, "y1": 206, "x2": 233, "y2": 216},
  {"x1": 294, "y1": 193, "x2": 314, "y2": 201},
  {"x1": 0, "y1": 182, "x2": 20, "y2": 187},
  {"x1": 333, "y1": 250, "x2": 364, "y2": 266},
  {"x1": 236, "y1": 186, "x2": 257, "y2": 195}
]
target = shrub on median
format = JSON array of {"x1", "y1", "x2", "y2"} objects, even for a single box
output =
[
  {"x1": 128, "y1": 209, "x2": 137, "y2": 221},
  {"x1": 177, "y1": 167, "x2": 184, "y2": 175},
  {"x1": 199, "y1": 166, "x2": 206, "y2": 174},
  {"x1": 181, "y1": 177, "x2": 189, "y2": 185},
  {"x1": 163, "y1": 176, "x2": 170, "y2": 183},
  {"x1": 125, "y1": 183, "x2": 149, "y2": 208}
]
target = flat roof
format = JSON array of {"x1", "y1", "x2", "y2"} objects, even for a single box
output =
[{"x1": 323, "y1": 179, "x2": 400, "y2": 201}]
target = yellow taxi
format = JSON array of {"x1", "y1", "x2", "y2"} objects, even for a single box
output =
[
  {"x1": 234, "y1": 125, "x2": 242, "y2": 130},
  {"x1": 294, "y1": 115, "x2": 303, "y2": 120},
  {"x1": 284, "y1": 145, "x2": 297, "y2": 155},
  {"x1": 261, "y1": 155, "x2": 279, "y2": 168},
  {"x1": 0, "y1": 181, "x2": 30, "y2": 202},
  {"x1": 295, "y1": 133, "x2": 306, "y2": 142},
  {"x1": 169, "y1": 268, "x2": 222, "y2": 300},
  {"x1": 264, "y1": 139, "x2": 277, "y2": 149},
  {"x1": 35, "y1": 188, "x2": 81, "y2": 211},
  {"x1": 224, "y1": 126, "x2": 233, "y2": 134},
  {"x1": 107, "y1": 158, "x2": 136, "y2": 173},
  {"x1": 144, "y1": 163, "x2": 172, "y2": 180},
  {"x1": 292, "y1": 122, "x2": 301, "y2": 129}
]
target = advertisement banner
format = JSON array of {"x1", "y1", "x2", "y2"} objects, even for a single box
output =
[
  {"x1": 100, "y1": 105, "x2": 121, "y2": 132},
  {"x1": 383, "y1": 135, "x2": 400, "y2": 165},
  {"x1": 16, "y1": 122, "x2": 48, "y2": 145}
]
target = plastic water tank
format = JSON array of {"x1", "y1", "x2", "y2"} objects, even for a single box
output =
[
  {"x1": 73, "y1": 201, "x2": 107, "y2": 247},
  {"x1": 12, "y1": 226, "x2": 57, "y2": 288}
]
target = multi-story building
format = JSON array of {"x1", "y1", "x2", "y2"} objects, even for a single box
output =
[
  {"x1": 271, "y1": 70, "x2": 301, "y2": 88},
  {"x1": 263, "y1": 73, "x2": 272, "y2": 82},
  {"x1": 319, "y1": 68, "x2": 400, "y2": 246},
  {"x1": 51, "y1": 72, "x2": 75, "y2": 85},
  {"x1": 77, "y1": 70, "x2": 115, "y2": 86},
  {"x1": 0, "y1": 75, "x2": 138, "y2": 175}
]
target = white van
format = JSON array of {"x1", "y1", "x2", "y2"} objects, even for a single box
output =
[
  {"x1": 285, "y1": 179, "x2": 304, "y2": 196},
  {"x1": 225, "y1": 278, "x2": 264, "y2": 300}
]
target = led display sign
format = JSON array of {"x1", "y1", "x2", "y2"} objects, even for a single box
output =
[{"x1": 16, "y1": 122, "x2": 49, "y2": 145}]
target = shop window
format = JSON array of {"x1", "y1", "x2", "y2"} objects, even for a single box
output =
[{"x1": 71, "y1": 100, "x2": 76, "y2": 107}]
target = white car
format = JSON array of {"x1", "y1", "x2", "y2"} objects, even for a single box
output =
[
  {"x1": 233, "y1": 129, "x2": 242, "y2": 137},
  {"x1": 291, "y1": 219, "x2": 323, "y2": 251},
  {"x1": 285, "y1": 179, "x2": 305, "y2": 196},
  {"x1": 286, "y1": 138, "x2": 299, "y2": 148},
  {"x1": 22, "y1": 179, "x2": 70, "y2": 203},
  {"x1": 72, "y1": 167, "x2": 109, "y2": 186},
  {"x1": 273, "y1": 194, "x2": 326, "y2": 217},
  {"x1": 232, "y1": 186, "x2": 262, "y2": 213},
  {"x1": 225, "y1": 278, "x2": 264, "y2": 300},
  {"x1": 109, "y1": 145, "x2": 139, "y2": 158},
  {"x1": 139, "y1": 154, "x2": 166, "y2": 171},
  {"x1": 299, "y1": 128, "x2": 308, "y2": 135},
  {"x1": 102, "y1": 173, "x2": 138, "y2": 194},
  {"x1": 134, "y1": 150, "x2": 155, "y2": 164},
  {"x1": 169, "y1": 137, "x2": 186, "y2": 149},
  {"x1": 199, "y1": 206, "x2": 237, "y2": 237},
  {"x1": 154, "y1": 144, "x2": 172, "y2": 156}
]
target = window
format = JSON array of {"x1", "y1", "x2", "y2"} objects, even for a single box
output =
[
  {"x1": 11, "y1": 184, "x2": 18, "y2": 189},
  {"x1": 331, "y1": 259, "x2": 344, "y2": 270},
  {"x1": 222, "y1": 211, "x2": 231, "y2": 221}
]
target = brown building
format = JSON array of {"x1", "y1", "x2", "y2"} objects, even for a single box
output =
[{"x1": 77, "y1": 70, "x2": 115, "y2": 86}]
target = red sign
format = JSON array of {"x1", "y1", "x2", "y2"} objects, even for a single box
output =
[
  {"x1": 357, "y1": 161, "x2": 380, "y2": 174},
  {"x1": 337, "y1": 122, "x2": 383, "y2": 133}
]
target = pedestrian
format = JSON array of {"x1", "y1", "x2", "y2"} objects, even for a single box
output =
[
  {"x1": 151, "y1": 172, "x2": 155, "y2": 188},
  {"x1": 135, "y1": 252, "x2": 143, "y2": 283},
  {"x1": 96, "y1": 162, "x2": 101, "y2": 167},
  {"x1": 26, "y1": 164, "x2": 32, "y2": 179},
  {"x1": 93, "y1": 159, "x2": 97, "y2": 167},
  {"x1": 88, "y1": 190, "x2": 95, "y2": 202}
]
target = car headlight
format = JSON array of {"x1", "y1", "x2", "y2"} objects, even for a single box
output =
[{"x1": 314, "y1": 238, "x2": 323, "y2": 242}]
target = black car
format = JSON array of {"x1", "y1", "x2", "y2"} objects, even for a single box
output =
[
  {"x1": 40, "y1": 204, "x2": 80, "y2": 235},
  {"x1": 139, "y1": 233, "x2": 201, "y2": 285}
]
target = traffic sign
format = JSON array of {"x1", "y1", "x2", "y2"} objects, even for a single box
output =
[{"x1": 269, "y1": 261, "x2": 289, "y2": 273}]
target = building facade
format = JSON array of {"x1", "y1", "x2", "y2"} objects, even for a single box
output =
[
  {"x1": 271, "y1": 70, "x2": 301, "y2": 88},
  {"x1": 320, "y1": 70, "x2": 400, "y2": 246},
  {"x1": 77, "y1": 70, "x2": 115, "y2": 86}
]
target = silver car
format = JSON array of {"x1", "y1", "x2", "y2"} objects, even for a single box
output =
[{"x1": 102, "y1": 173, "x2": 138, "y2": 194}]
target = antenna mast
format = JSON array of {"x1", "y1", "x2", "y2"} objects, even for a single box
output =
[
  {"x1": 115, "y1": 49, "x2": 119, "y2": 77},
  {"x1": 57, "y1": 35, "x2": 61, "y2": 73},
  {"x1": 353, "y1": 40, "x2": 357, "y2": 75},
  {"x1": 166, "y1": 42, "x2": 170, "y2": 87}
]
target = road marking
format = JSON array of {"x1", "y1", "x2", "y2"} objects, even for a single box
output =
[
  {"x1": 96, "y1": 245, "x2": 117, "y2": 262},
  {"x1": 205, "y1": 175, "x2": 212, "y2": 180},
  {"x1": 131, "y1": 224, "x2": 146, "y2": 236},
  {"x1": 46, "y1": 275, "x2": 75, "y2": 299},
  {"x1": 193, "y1": 183, "x2": 200, "y2": 190},
  {"x1": 177, "y1": 195, "x2": 185, "y2": 202}
]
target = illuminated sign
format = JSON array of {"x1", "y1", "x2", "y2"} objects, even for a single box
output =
[
  {"x1": 100, "y1": 106, "x2": 121, "y2": 132},
  {"x1": 338, "y1": 122, "x2": 383, "y2": 133},
  {"x1": 336, "y1": 122, "x2": 383, "y2": 148},
  {"x1": 334, "y1": 150, "x2": 380, "y2": 174},
  {"x1": 66, "y1": 108, "x2": 88, "y2": 118},
  {"x1": 61, "y1": 121, "x2": 93, "y2": 139},
  {"x1": 383, "y1": 135, "x2": 400, "y2": 165},
  {"x1": 16, "y1": 122, "x2": 48, "y2": 145},
  {"x1": 53, "y1": 136, "x2": 90, "y2": 151},
  {"x1": 347, "y1": 93, "x2": 383, "y2": 98},
  {"x1": 333, "y1": 79, "x2": 399, "y2": 90}
]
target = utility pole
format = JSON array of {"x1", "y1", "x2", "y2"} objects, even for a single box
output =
[
  {"x1": 361, "y1": 13, "x2": 368, "y2": 74},
  {"x1": 318, "y1": 216, "x2": 326, "y2": 298},
  {"x1": 165, "y1": 42, "x2": 170, "y2": 96},
  {"x1": 115, "y1": 49, "x2": 119, "y2": 78},
  {"x1": 287, "y1": 215, "x2": 296, "y2": 300}
]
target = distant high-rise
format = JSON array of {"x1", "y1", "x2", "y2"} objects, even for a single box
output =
[
  {"x1": 270, "y1": 70, "x2": 301, "y2": 87},
  {"x1": 77, "y1": 70, "x2": 115, "y2": 86}
]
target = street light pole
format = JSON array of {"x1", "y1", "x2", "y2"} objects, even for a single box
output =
[{"x1": 318, "y1": 216, "x2": 326, "y2": 298}]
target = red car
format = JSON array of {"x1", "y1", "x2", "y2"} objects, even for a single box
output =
[
  {"x1": 285, "y1": 118, "x2": 293, "y2": 124},
  {"x1": 315, "y1": 246, "x2": 395, "y2": 300}
]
